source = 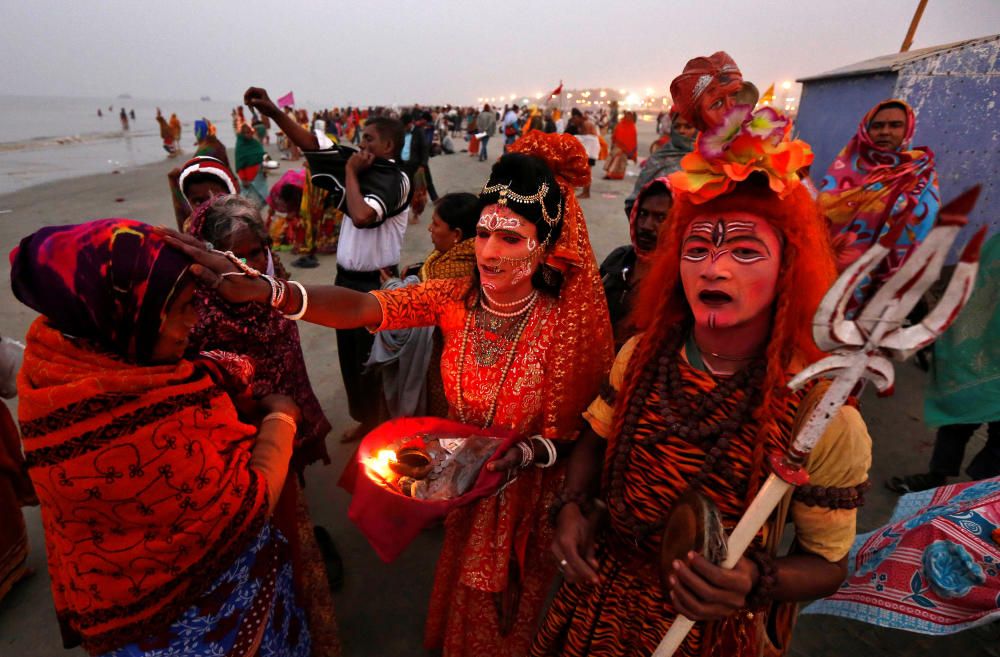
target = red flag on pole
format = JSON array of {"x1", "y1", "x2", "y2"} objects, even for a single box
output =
[
  {"x1": 276, "y1": 91, "x2": 296, "y2": 108},
  {"x1": 548, "y1": 81, "x2": 563, "y2": 100}
]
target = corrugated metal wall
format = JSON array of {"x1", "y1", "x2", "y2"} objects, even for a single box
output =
[{"x1": 897, "y1": 37, "x2": 1000, "y2": 261}]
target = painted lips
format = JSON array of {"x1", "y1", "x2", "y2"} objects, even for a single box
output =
[
  {"x1": 698, "y1": 289, "x2": 733, "y2": 306},
  {"x1": 480, "y1": 264, "x2": 503, "y2": 276}
]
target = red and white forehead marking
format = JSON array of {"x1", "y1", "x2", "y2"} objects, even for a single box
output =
[
  {"x1": 684, "y1": 217, "x2": 767, "y2": 263},
  {"x1": 690, "y1": 218, "x2": 756, "y2": 247},
  {"x1": 478, "y1": 204, "x2": 524, "y2": 232}
]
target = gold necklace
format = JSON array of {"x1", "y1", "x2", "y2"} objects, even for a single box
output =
[{"x1": 456, "y1": 298, "x2": 537, "y2": 427}]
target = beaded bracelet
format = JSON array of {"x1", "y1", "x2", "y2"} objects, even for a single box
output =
[
  {"x1": 217, "y1": 250, "x2": 262, "y2": 277},
  {"x1": 744, "y1": 547, "x2": 778, "y2": 610},
  {"x1": 548, "y1": 489, "x2": 594, "y2": 526}
]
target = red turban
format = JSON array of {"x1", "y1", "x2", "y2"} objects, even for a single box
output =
[{"x1": 670, "y1": 51, "x2": 744, "y2": 131}]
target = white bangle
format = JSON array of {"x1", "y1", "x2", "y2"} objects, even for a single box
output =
[
  {"x1": 533, "y1": 437, "x2": 557, "y2": 468},
  {"x1": 262, "y1": 411, "x2": 297, "y2": 433},
  {"x1": 283, "y1": 280, "x2": 308, "y2": 320}
]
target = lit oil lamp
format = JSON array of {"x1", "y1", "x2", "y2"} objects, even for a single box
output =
[{"x1": 365, "y1": 449, "x2": 398, "y2": 482}]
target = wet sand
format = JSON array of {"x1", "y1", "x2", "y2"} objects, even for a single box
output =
[{"x1": 0, "y1": 128, "x2": 992, "y2": 656}]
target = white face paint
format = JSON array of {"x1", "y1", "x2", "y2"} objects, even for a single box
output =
[
  {"x1": 478, "y1": 211, "x2": 523, "y2": 232},
  {"x1": 475, "y1": 203, "x2": 543, "y2": 296},
  {"x1": 680, "y1": 212, "x2": 783, "y2": 332}
]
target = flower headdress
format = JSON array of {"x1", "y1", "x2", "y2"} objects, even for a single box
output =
[{"x1": 669, "y1": 105, "x2": 813, "y2": 204}]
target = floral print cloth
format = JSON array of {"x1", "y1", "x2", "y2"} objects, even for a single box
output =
[{"x1": 803, "y1": 477, "x2": 1000, "y2": 634}]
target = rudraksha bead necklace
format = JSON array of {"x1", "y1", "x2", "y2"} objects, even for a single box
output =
[{"x1": 607, "y1": 327, "x2": 765, "y2": 542}]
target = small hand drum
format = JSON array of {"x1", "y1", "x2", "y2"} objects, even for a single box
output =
[{"x1": 660, "y1": 490, "x2": 728, "y2": 590}]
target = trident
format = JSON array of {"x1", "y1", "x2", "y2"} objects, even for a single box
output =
[{"x1": 652, "y1": 187, "x2": 986, "y2": 657}]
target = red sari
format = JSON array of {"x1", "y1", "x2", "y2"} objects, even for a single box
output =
[
  {"x1": 373, "y1": 281, "x2": 563, "y2": 655},
  {"x1": 368, "y1": 130, "x2": 613, "y2": 657}
]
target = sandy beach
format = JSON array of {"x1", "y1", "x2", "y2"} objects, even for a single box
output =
[{"x1": 0, "y1": 127, "x2": 993, "y2": 656}]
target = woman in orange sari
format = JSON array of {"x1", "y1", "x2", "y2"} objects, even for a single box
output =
[
  {"x1": 603, "y1": 111, "x2": 637, "y2": 180},
  {"x1": 164, "y1": 131, "x2": 615, "y2": 657},
  {"x1": 11, "y1": 220, "x2": 321, "y2": 656}
]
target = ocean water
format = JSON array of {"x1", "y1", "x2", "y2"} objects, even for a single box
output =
[{"x1": 0, "y1": 95, "x2": 241, "y2": 196}]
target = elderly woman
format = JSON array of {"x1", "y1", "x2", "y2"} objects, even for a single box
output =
[
  {"x1": 165, "y1": 132, "x2": 615, "y2": 657},
  {"x1": 10, "y1": 220, "x2": 316, "y2": 656}
]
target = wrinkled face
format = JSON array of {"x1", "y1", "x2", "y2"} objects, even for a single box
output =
[
  {"x1": 672, "y1": 117, "x2": 697, "y2": 139},
  {"x1": 428, "y1": 212, "x2": 462, "y2": 253},
  {"x1": 680, "y1": 212, "x2": 782, "y2": 331},
  {"x1": 633, "y1": 192, "x2": 672, "y2": 256},
  {"x1": 221, "y1": 223, "x2": 269, "y2": 274},
  {"x1": 868, "y1": 107, "x2": 908, "y2": 151},
  {"x1": 695, "y1": 77, "x2": 743, "y2": 130},
  {"x1": 150, "y1": 279, "x2": 198, "y2": 364},
  {"x1": 185, "y1": 181, "x2": 229, "y2": 208},
  {"x1": 475, "y1": 204, "x2": 542, "y2": 293},
  {"x1": 360, "y1": 124, "x2": 394, "y2": 158}
]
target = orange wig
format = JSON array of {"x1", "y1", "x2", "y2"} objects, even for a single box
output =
[{"x1": 625, "y1": 175, "x2": 837, "y2": 497}]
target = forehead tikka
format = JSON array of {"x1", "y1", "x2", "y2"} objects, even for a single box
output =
[{"x1": 481, "y1": 180, "x2": 562, "y2": 227}]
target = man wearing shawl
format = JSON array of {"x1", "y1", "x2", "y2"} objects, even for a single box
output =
[
  {"x1": 601, "y1": 177, "x2": 672, "y2": 349},
  {"x1": 625, "y1": 109, "x2": 696, "y2": 215},
  {"x1": 603, "y1": 111, "x2": 638, "y2": 180},
  {"x1": 817, "y1": 99, "x2": 940, "y2": 311}
]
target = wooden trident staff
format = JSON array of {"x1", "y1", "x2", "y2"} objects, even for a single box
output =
[{"x1": 652, "y1": 187, "x2": 986, "y2": 657}]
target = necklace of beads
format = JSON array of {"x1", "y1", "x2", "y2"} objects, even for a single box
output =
[
  {"x1": 455, "y1": 297, "x2": 537, "y2": 427},
  {"x1": 481, "y1": 286, "x2": 537, "y2": 310},
  {"x1": 607, "y1": 326, "x2": 765, "y2": 541}
]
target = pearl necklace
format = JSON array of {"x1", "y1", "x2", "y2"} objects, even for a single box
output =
[
  {"x1": 455, "y1": 297, "x2": 537, "y2": 427},
  {"x1": 482, "y1": 293, "x2": 538, "y2": 318},
  {"x1": 481, "y1": 287, "x2": 537, "y2": 309}
]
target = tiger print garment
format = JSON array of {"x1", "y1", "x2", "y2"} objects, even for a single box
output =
[{"x1": 531, "y1": 335, "x2": 805, "y2": 657}]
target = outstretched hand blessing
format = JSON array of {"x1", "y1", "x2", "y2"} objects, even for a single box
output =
[{"x1": 156, "y1": 227, "x2": 270, "y2": 304}]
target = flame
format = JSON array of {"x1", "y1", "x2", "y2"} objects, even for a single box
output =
[{"x1": 365, "y1": 449, "x2": 397, "y2": 480}]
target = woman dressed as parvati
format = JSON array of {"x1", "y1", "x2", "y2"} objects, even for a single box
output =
[{"x1": 166, "y1": 131, "x2": 615, "y2": 657}]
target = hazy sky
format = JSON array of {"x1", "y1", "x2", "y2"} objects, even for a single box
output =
[{"x1": 3, "y1": 0, "x2": 999, "y2": 106}]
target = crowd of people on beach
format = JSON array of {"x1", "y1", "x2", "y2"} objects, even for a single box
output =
[{"x1": 1, "y1": 47, "x2": 997, "y2": 657}]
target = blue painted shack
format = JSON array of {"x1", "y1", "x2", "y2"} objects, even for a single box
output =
[{"x1": 795, "y1": 34, "x2": 999, "y2": 260}]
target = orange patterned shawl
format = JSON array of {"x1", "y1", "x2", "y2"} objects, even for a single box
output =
[{"x1": 17, "y1": 320, "x2": 268, "y2": 653}]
